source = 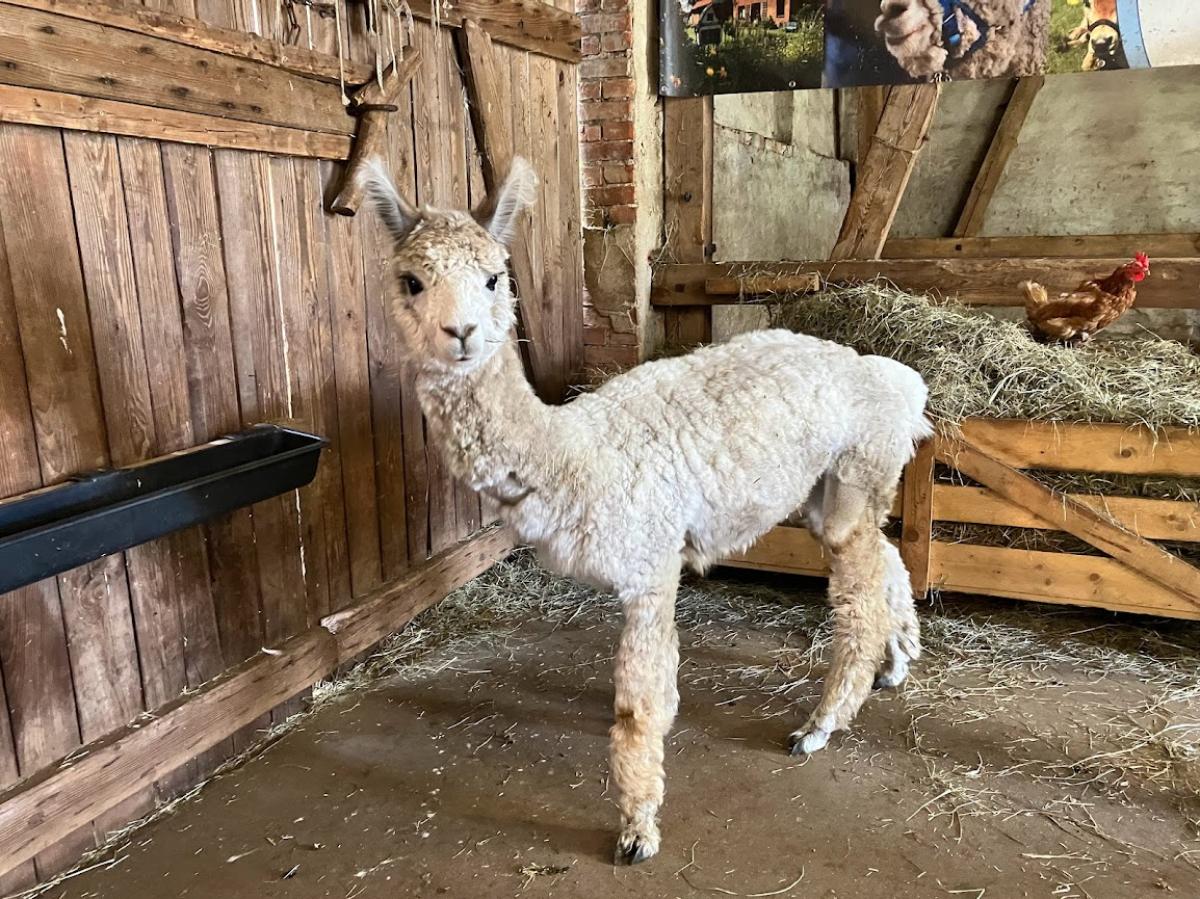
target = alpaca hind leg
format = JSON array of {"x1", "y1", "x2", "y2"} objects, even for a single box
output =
[
  {"x1": 875, "y1": 539, "x2": 921, "y2": 689},
  {"x1": 788, "y1": 520, "x2": 891, "y2": 755},
  {"x1": 611, "y1": 576, "x2": 680, "y2": 864}
]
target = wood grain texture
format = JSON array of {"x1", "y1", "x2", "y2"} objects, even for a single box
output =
[
  {"x1": 651, "y1": 258, "x2": 1200, "y2": 309},
  {"x1": 161, "y1": 143, "x2": 265, "y2": 675},
  {"x1": 0, "y1": 84, "x2": 352, "y2": 159},
  {"x1": 407, "y1": 0, "x2": 580, "y2": 61},
  {"x1": 953, "y1": 76, "x2": 1043, "y2": 239},
  {"x1": 3, "y1": 0, "x2": 373, "y2": 83},
  {"x1": 831, "y1": 83, "x2": 939, "y2": 261},
  {"x1": 958, "y1": 418, "x2": 1200, "y2": 477},
  {"x1": 936, "y1": 430, "x2": 1200, "y2": 612},
  {"x1": 723, "y1": 526, "x2": 829, "y2": 576},
  {"x1": 883, "y1": 233, "x2": 1200, "y2": 259},
  {"x1": 933, "y1": 484, "x2": 1200, "y2": 543},
  {"x1": 900, "y1": 439, "x2": 935, "y2": 598},
  {"x1": 930, "y1": 542, "x2": 1200, "y2": 620},
  {"x1": 0, "y1": 6, "x2": 354, "y2": 134},
  {"x1": 0, "y1": 198, "x2": 83, "y2": 882},
  {"x1": 323, "y1": 163, "x2": 383, "y2": 599},
  {"x1": 662, "y1": 96, "x2": 713, "y2": 350},
  {"x1": 0, "y1": 528, "x2": 515, "y2": 881}
]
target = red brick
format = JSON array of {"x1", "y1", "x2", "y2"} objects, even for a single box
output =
[
  {"x1": 581, "y1": 99, "x2": 631, "y2": 123},
  {"x1": 582, "y1": 163, "x2": 604, "y2": 187},
  {"x1": 583, "y1": 326, "x2": 610, "y2": 345},
  {"x1": 580, "y1": 55, "x2": 630, "y2": 79},
  {"x1": 581, "y1": 139, "x2": 633, "y2": 162},
  {"x1": 580, "y1": 34, "x2": 600, "y2": 55},
  {"x1": 601, "y1": 76, "x2": 635, "y2": 99},
  {"x1": 576, "y1": 0, "x2": 601, "y2": 10},
  {"x1": 587, "y1": 184, "x2": 635, "y2": 207},
  {"x1": 581, "y1": 124, "x2": 602, "y2": 142},
  {"x1": 579, "y1": 80, "x2": 602, "y2": 100},
  {"x1": 601, "y1": 121, "x2": 634, "y2": 141},
  {"x1": 600, "y1": 0, "x2": 628, "y2": 10},
  {"x1": 605, "y1": 205, "x2": 637, "y2": 225},
  {"x1": 580, "y1": 11, "x2": 630, "y2": 32},
  {"x1": 602, "y1": 162, "x2": 633, "y2": 184},
  {"x1": 600, "y1": 29, "x2": 632, "y2": 53}
]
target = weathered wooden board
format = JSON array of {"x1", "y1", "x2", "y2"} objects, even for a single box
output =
[
  {"x1": 0, "y1": 84, "x2": 352, "y2": 158},
  {"x1": 0, "y1": 6, "x2": 354, "y2": 134},
  {"x1": 652, "y1": 258, "x2": 1200, "y2": 309},
  {"x1": 883, "y1": 233, "x2": 1200, "y2": 259}
]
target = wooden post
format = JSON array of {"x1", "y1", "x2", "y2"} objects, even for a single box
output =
[
  {"x1": 831, "y1": 83, "x2": 940, "y2": 261},
  {"x1": 663, "y1": 95, "x2": 713, "y2": 349},
  {"x1": 953, "y1": 76, "x2": 1043, "y2": 238},
  {"x1": 900, "y1": 438, "x2": 935, "y2": 598}
]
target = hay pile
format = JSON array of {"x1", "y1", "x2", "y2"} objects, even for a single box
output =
[{"x1": 767, "y1": 283, "x2": 1200, "y2": 429}]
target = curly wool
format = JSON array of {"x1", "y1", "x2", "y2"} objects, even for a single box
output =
[{"x1": 883, "y1": 0, "x2": 1050, "y2": 80}]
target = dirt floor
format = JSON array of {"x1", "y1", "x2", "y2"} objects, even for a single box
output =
[{"x1": 35, "y1": 557, "x2": 1200, "y2": 899}]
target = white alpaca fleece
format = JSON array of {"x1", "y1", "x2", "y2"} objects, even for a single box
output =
[
  {"x1": 365, "y1": 155, "x2": 933, "y2": 864},
  {"x1": 423, "y1": 331, "x2": 931, "y2": 597}
]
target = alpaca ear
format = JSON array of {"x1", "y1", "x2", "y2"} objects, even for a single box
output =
[
  {"x1": 475, "y1": 156, "x2": 538, "y2": 245},
  {"x1": 361, "y1": 158, "x2": 420, "y2": 242}
]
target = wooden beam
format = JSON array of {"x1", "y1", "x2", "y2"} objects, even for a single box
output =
[
  {"x1": 900, "y1": 439, "x2": 935, "y2": 597},
  {"x1": 651, "y1": 258, "x2": 1200, "y2": 309},
  {"x1": 0, "y1": 5, "x2": 354, "y2": 135},
  {"x1": 854, "y1": 85, "x2": 889, "y2": 171},
  {"x1": 724, "y1": 526, "x2": 829, "y2": 576},
  {"x1": 703, "y1": 273, "x2": 820, "y2": 297},
  {"x1": 831, "y1": 83, "x2": 940, "y2": 260},
  {"x1": 0, "y1": 527, "x2": 514, "y2": 880},
  {"x1": 933, "y1": 484, "x2": 1200, "y2": 543},
  {"x1": 456, "y1": 21, "x2": 560, "y2": 400},
  {"x1": 930, "y1": 542, "x2": 1200, "y2": 620},
  {"x1": 958, "y1": 418, "x2": 1200, "y2": 477},
  {"x1": 0, "y1": 84, "x2": 352, "y2": 159},
  {"x1": 328, "y1": 52, "x2": 424, "y2": 215},
  {"x1": 953, "y1": 76, "x2": 1043, "y2": 238},
  {"x1": 884, "y1": 233, "x2": 1200, "y2": 259},
  {"x1": 2, "y1": 0, "x2": 373, "y2": 84},
  {"x1": 935, "y1": 429, "x2": 1200, "y2": 613},
  {"x1": 409, "y1": 0, "x2": 580, "y2": 61},
  {"x1": 662, "y1": 96, "x2": 714, "y2": 349}
]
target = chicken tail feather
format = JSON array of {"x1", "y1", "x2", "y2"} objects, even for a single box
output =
[{"x1": 1020, "y1": 280, "x2": 1048, "y2": 313}]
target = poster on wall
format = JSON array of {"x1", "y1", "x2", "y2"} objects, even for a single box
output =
[{"x1": 660, "y1": 0, "x2": 1200, "y2": 96}]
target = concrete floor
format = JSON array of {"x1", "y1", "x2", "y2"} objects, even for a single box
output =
[{"x1": 55, "y1": 570, "x2": 1200, "y2": 899}]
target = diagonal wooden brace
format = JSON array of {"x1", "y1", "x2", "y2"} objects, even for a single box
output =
[
  {"x1": 328, "y1": 49, "x2": 423, "y2": 216},
  {"x1": 935, "y1": 425, "x2": 1200, "y2": 613}
]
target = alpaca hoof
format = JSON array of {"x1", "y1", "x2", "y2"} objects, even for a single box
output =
[
  {"x1": 787, "y1": 726, "x2": 830, "y2": 756},
  {"x1": 874, "y1": 655, "x2": 910, "y2": 690},
  {"x1": 615, "y1": 828, "x2": 659, "y2": 865}
]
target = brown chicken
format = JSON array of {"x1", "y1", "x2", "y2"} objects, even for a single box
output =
[{"x1": 1021, "y1": 253, "x2": 1150, "y2": 344}]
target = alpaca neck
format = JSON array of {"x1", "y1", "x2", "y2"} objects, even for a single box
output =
[{"x1": 415, "y1": 341, "x2": 568, "y2": 489}]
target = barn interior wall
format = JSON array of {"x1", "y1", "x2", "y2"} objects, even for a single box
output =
[
  {"x1": 0, "y1": 0, "x2": 583, "y2": 886},
  {"x1": 709, "y1": 65, "x2": 1200, "y2": 344}
]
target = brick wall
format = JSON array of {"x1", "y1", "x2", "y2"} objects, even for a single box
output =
[{"x1": 578, "y1": 0, "x2": 640, "y2": 372}]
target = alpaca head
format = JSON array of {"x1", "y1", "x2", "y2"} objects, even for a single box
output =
[{"x1": 362, "y1": 156, "x2": 538, "y2": 373}]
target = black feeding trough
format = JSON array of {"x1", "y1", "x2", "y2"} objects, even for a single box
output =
[{"x1": 0, "y1": 425, "x2": 326, "y2": 596}]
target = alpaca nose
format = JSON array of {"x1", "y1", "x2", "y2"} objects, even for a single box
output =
[{"x1": 441, "y1": 323, "x2": 477, "y2": 351}]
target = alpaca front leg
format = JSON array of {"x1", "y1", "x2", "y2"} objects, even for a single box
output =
[
  {"x1": 610, "y1": 580, "x2": 679, "y2": 864},
  {"x1": 789, "y1": 521, "x2": 891, "y2": 755}
]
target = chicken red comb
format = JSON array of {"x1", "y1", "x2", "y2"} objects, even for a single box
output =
[{"x1": 1134, "y1": 252, "x2": 1150, "y2": 269}]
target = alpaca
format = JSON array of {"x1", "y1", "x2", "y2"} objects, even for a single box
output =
[
  {"x1": 874, "y1": 0, "x2": 1050, "y2": 81},
  {"x1": 363, "y1": 156, "x2": 932, "y2": 864}
]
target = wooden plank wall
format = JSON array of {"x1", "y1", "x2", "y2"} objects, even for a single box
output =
[{"x1": 0, "y1": 0, "x2": 581, "y2": 885}]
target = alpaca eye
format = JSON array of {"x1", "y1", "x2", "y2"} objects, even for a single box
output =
[
  {"x1": 401, "y1": 274, "x2": 424, "y2": 296},
  {"x1": 485, "y1": 273, "x2": 500, "y2": 291}
]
